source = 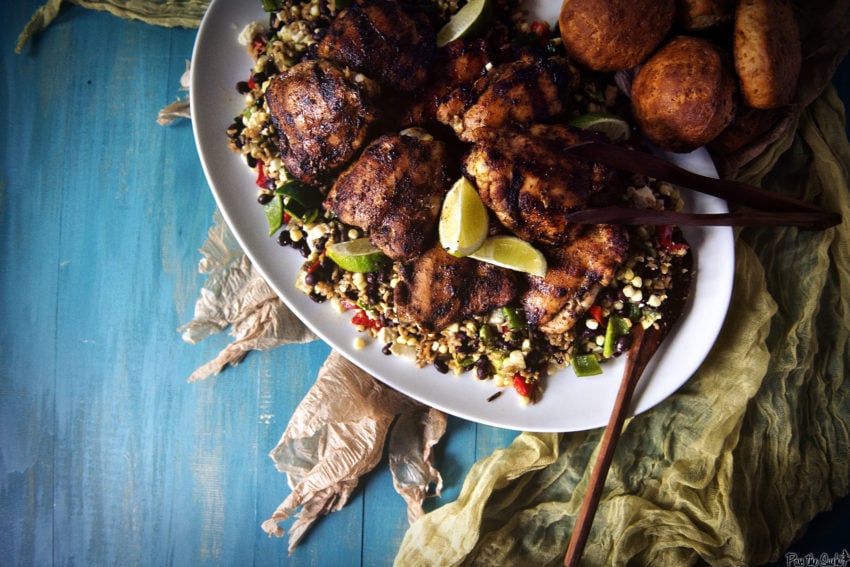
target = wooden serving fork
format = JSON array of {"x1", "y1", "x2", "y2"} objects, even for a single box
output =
[
  {"x1": 563, "y1": 141, "x2": 841, "y2": 230},
  {"x1": 564, "y1": 239, "x2": 693, "y2": 567}
]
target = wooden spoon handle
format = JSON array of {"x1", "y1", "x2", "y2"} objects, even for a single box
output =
[
  {"x1": 564, "y1": 324, "x2": 662, "y2": 567},
  {"x1": 566, "y1": 206, "x2": 841, "y2": 231}
]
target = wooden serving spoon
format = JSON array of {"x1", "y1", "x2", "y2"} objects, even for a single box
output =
[{"x1": 564, "y1": 236, "x2": 693, "y2": 567}]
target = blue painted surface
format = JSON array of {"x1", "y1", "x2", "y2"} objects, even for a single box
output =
[{"x1": 1, "y1": 3, "x2": 848, "y2": 566}]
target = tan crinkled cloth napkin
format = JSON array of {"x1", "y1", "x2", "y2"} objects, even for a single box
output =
[{"x1": 20, "y1": 1, "x2": 850, "y2": 564}]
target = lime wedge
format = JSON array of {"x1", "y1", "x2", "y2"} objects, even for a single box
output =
[
  {"x1": 326, "y1": 238, "x2": 389, "y2": 273},
  {"x1": 470, "y1": 235, "x2": 547, "y2": 277},
  {"x1": 436, "y1": 0, "x2": 493, "y2": 48},
  {"x1": 569, "y1": 113, "x2": 631, "y2": 143},
  {"x1": 439, "y1": 177, "x2": 489, "y2": 257}
]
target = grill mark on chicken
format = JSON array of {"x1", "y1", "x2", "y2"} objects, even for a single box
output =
[
  {"x1": 437, "y1": 54, "x2": 579, "y2": 142},
  {"x1": 394, "y1": 247, "x2": 520, "y2": 331},
  {"x1": 520, "y1": 224, "x2": 629, "y2": 334},
  {"x1": 324, "y1": 132, "x2": 451, "y2": 261},
  {"x1": 265, "y1": 59, "x2": 381, "y2": 184},
  {"x1": 316, "y1": 0, "x2": 436, "y2": 93},
  {"x1": 463, "y1": 123, "x2": 613, "y2": 245},
  {"x1": 403, "y1": 38, "x2": 494, "y2": 128}
]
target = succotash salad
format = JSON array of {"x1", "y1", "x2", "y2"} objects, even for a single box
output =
[{"x1": 226, "y1": 0, "x2": 692, "y2": 404}]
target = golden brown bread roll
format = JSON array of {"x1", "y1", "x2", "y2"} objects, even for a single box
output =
[
  {"x1": 558, "y1": 0, "x2": 676, "y2": 72},
  {"x1": 676, "y1": 0, "x2": 735, "y2": 30},
  {"x1": 733, "y1": 0, "x2": 801, "y2": 109},
  {"x1": 631, "y1": 36, "x2": 738, "y2": 153}
]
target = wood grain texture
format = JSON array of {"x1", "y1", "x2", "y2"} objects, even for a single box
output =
[{"x1": 2, "y1": 2, "x2": 848, "y2": 566}]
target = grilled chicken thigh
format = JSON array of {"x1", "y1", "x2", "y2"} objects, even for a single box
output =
[
  {"x1": 521, "y1": 224, "x2": 629, "y2": 333},
  {"x1": 403, "y1": 38, "x2": 494, "y2": 127},
  {"x1": 316, "y1": 0, "x2": 436, "y2": 93},
  {"x1": 324, "y1": 131, "x2": 451, "y2": 261},
  {"x1": 437, "y1": 54, "x2": 579, "y2": 142},
  {"x1": 463, "y1": 124, "x2": 612, "y2": 245},
  {"x1": 265, "y1": 59, "x2": 381, "y2": 184},
  {"x1": 394, "y1": 247, "x2": 520, "y2": 331}
]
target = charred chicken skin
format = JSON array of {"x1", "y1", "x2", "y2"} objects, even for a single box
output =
[
  {"x1": 265, "y1": 58, "x2": 381, "y2": 184},
  {"x1": 463, "y1": 123, "x2": 612, "y2": 246},
  {"x1": 521, "y1": 224, "x2": 629, "y2": 334},
  {"x1": 403, "y1": 37, "x2": 494, "y2": 128},
  {"x1": 315, "y1": 0, "x2": 436, "y2": 93},
  {"x1": 394, "y1": 247, "x2": 520, "y2": 331},
  {"x1": 437, "y1": 53, "x2": 579, "y2": 142},
  {"x1": 324, "y1": 131, "x2": 451, "y2": 261}
]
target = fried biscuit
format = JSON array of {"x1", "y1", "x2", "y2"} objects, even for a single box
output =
[
  {"x1": 733, "y1": 0, "x2": 801, "y2": 109},
  {"x1": 631, "y1": 36, "x2": 738, "y2": 152},
  {"x1": 558, "y1": 0, "x2": 675, "y2": 72}
]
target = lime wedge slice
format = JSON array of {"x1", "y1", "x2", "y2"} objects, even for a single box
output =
[
  {"x1": 470, "y1": 235, "x2": 547, "y2": 277},
  {"x1": 326, "y1": 238, "x2": 388, "y2": 273},
  {"x1": 569, "y1": 113, "x2": 631, "y2": 143},
  {"x1": 438, "y1": 176, "x2": 489, "y2": 257},
  {"x1": 436, "y1": 0, "x2": 493, "y2": 48}
]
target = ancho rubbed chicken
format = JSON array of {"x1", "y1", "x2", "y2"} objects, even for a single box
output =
[
  {"x1": 403, "y1": 37, "x2": 494, "y2": 128},
  {"x1": 394, "y1": 247, "x2": 520, "y2": 331},
  {"x1": 463, "y1": 124, "x2": 613, "y2": 246},
  {"x1": 265, "y1": 59, "x2": 381, "y2": 184},
  {"x1": 520, "y1": 224, "x2": 629, "y2": 334},
  {"x1": 324, "y1": 131, "x2": 451, "y2": 261},
  {"x1": 315, "y1": 0, "x2": 436, "y2": 93},
  {"x1": 437, "y1": 53, "x2": 580, "y2": 142}
]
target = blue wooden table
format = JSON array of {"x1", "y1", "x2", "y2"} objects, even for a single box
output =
[{"x1": 2, "y1": 3, "x2": 848, "y2": 565}]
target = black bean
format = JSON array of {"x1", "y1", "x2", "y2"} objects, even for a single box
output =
[
  {"x1": 434, "y1": 359, "x2": 449, "y2": 374},
  {"x1": 615, "y1": 334, "x2": 632, "y2": 354},
  {"x1": 257, "y1": 192, "x2": 274, "y2": 205},
  {"x1": 236, "y1": 81, "x2": 251, "y2": 94},
  {"x1": 304, "y1": 271, "x2": 320, "y2": 286},
  {"x1": 382, "y1": 343, "x2": 393, "y2": 356},
  {"x1": 298, "y1": 240, "x2": 311, "y2": 257}
]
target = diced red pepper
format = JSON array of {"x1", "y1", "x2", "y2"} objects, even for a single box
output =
[
  {"x1": 512, "y1": 374, "x2": 532, "y2": 398},
  {"x1": 351, "y1": 309, "x2": 382, "y2": 330},
  {"x1": 657, "y1": 225, "x2": 690, "y2": 252},
  {"x1": 530, "y1": 21, "x2": 550, "y2": 39},
  {"x1": 255, "y1": 159, "x2": 269, "y2": 188},
  {"x1": 588, "y1": 305, "x2": 605, "y2": 326},
  {"x1": 247, "y1": 75, "x2": 256, "y2": 90},
  {"x1": 306, "y1": 260, "x2": 322, "y2": 275}
]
